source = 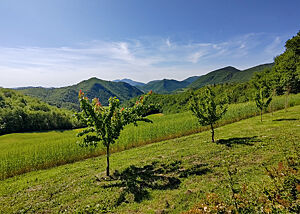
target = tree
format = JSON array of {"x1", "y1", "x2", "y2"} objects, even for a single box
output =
[
  {"x1": 251, "y1": 68, "x2": 275, "y2": 115},
  {"x1": 272, "y1": 31, "x2": 300, "y2": 110},
  {"x1": 76, "y1": 90, "x2": 154, "y2": 177},
  {"x1": 254, "y1": 87, "x2": 272, "y2": 122},
  {"x1": 189, "y1": 87, "x2": 227, "y2": 143}
]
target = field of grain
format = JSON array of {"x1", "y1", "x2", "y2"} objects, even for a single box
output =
[
  {"x1": 1, "y1": 105, "x2": 299, "y2": 213},
  {"x1": 1, "y1": 93, "x2": 300, "y2": 179}
]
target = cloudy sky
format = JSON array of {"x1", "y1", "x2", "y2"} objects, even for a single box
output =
[{"x1": 0, "y1": 0, "x2": 299, "y2": 88}]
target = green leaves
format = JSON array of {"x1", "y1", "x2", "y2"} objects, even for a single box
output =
[
  {"x1": 273, "y1": 31, "x2": 300, "y2": 94},
  {"x1": 76, "y1": 90, "x2": 156, "y2": 176},
  {"x1": 76, "y1": 90, "x2": 155, "y2": 148},
  {"x1": 254, "y1": 87, "x2": 272, "y2": 111},
  {"x1": 189, "y1": 87, "x2": 227, "y2": 127},
  {"x1": 254, "y1": 86, "x2": 272, "y2": 122}
]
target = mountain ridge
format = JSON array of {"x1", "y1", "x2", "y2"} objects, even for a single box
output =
[
  {"x1": 16, "y1": 62, "x2": 274, "y2": 110},
  {"x1": 17, "y1": 77, "x2": 143, "y2": 111},
  {"x1": 132, "y1": 63, "x2": 274, "y2": 94}
]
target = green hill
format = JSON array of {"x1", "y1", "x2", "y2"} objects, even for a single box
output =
[
  {"x1": 188, "y1": 63, "x2": 274, "y2": 89},
  {"x1": 18, "y1": 77, "x2": 143, "y2": 111},
  {"x1": 137, "y1": 79, "x2": 190, "y2": 94},
  {"x1": 136, "y1": 63, "x2": 273, "y2": 94},
  {"x1": 113, "y1": 78, "x2": 146, "y2": 87}
]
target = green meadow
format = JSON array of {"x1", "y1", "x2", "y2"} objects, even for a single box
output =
[
  {"x1": 0, "y1": 104, "x2": 299, "y2": 213},
  {"x1": 1, "y1": 93, "x2": 300, "y2": 180}
]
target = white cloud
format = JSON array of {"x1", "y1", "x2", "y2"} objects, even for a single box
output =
[
  {"x1": 0, "y1": 33, "x2": 287, "y2": 87},
  {"x1": 166, "y1": 38, "x2": 171, "y2": 48}
]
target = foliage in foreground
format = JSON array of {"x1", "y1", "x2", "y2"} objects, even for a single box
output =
[
  {"x1": 190, "y1": 87, "x2": 227, "y2": 142},
  {"x1": 254, "y1": 86, "x2": 272, "y2": 122},
  {"x1": 185, "y1": 155, "x2": 300, "y2": 213},
  {"x1": 0, "y1": 105, "x2": 299, "y2": 213},
  {"x1": 76, "y1": 90, "x2": 154, "y2": 176}
]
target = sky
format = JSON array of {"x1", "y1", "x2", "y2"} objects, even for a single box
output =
[{"x1": 0, "y1": 0, "x2": 299, "y2": 88}]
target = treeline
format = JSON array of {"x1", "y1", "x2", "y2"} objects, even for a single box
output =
[
  {"x1": 0, "y1": 88, "x2": 81, "y2": 135},
  {"x1": 125, "y1": 31, "x2": 300, "y2": 114},
  {"x1": 124, "y1": 83, "x2": 255, "y2": 114}
]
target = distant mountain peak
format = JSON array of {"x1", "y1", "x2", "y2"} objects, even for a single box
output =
[
  {"x1": 113, "y1": 78, "x2": 145, "y2": 87},
  {"x1": 17, "y1": 77, "x2": 143, "y2": 111}
]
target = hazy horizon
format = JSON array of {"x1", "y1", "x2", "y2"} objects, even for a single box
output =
[{"x1": 0, "y1": 0, "x2": 299, "y2": 88}]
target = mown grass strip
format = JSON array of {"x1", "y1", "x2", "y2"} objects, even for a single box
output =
[{"x1": 0, "y1": 105, "x2": 299, "y2": 213}]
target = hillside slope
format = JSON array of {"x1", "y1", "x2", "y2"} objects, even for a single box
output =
[
  {"x1": 0, "y1": 105, "x2": 299, "y2": 213},
  {"x1": 18, "y1": 77, "x2": 143, "y2": 111},
  {"x1": 113, "y1": 78, "x2": 146, "y2": 87},
  {"x1": 136, "y1": 63, "x2": 273, "y2": 94},
  {"x1": 188, "y1": 63, "x2": 274, "y2": 89},
  {"x1": 137, "y1": 79, "x2": 190, "y2": 94}
]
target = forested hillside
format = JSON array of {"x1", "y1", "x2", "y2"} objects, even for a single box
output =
[
  {"x1": 136, "y1": 79, "x2": 190, "y2": 94},
  {"x1": 125, "y1": 82, "x2": 255, "y2": 114},
  {"x1": 188, "y1": 63, "x2": 274, "y2": 89},
  {"x1": 18, "y1": 77, "x2": 143, "y2": 111},
  {"x1": 133, "y1": 63, "x2": 273, "y2": 94},
  {"x1": 0, "y1": 88, "x2": 80, "y2": 135}
]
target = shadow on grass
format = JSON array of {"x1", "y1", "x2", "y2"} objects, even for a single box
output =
[
  {"x1": 273, "y1": 118, "x2": 298, "y2": 121},
  {"x1": 216, "y1": 136, "x2": 260, "y2": 147},
  {"x1": 102, "y1": 160, "x2": 210, "y2": 206}
]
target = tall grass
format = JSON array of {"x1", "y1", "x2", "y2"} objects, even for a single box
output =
[{"x1": 1, "y1": 94, "x2": 300, "y2": 180}]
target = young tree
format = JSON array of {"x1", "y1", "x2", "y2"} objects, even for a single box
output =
[
  {"x1": 251, "y1": 68, "x2": 274, "y2": 116},
  {"x1": 189, "y1": 87, "x2": 227, "y2": 143},
  {"x1": 76, "y1": 90, "x2": 154, "y2": 177},
  {"x1": 254, "y1": 86, "x2": 272, "y2": 122}
]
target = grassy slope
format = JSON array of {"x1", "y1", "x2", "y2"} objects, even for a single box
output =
[
  {"x1": 1, "y1": 94, "x2": 300, "y2": 180},
  {"x1": 1, "y1": 105, "x2": 299, "y2": 213}
]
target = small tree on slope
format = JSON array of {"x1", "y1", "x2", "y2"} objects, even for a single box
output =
[
  {"x1": 189, "y1": 87, "x2": 227, "y2": 143},
  {"x1": 76, "y1": 90, "x2": 154, "y2": 177},
  {"x1": 254, "y1": 87, "x2": 272, "y2": 122}
]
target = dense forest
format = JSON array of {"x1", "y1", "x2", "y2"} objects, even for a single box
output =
[
  {"x1": 17, "y1": 78, "x2": 143, "y2": 111},
  {"x1": 0, "y1": 88, "x2": 81, "y2": 135}
]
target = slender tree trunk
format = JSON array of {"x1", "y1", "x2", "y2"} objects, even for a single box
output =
[
  {"x1": 260, "y1": 110, "x2": 263, "y2": 122},
  {"x1": 106, "y1": 144, "x2": 110, "y2": 177},
  {"x1": 285, "y1": 86, "x2": 291, "y2": 112},
  {"x1": 271, "y1": 88, "x2": 276, "y2": 116},
  {"x1": 210, "y1": 123, "x2": 215, "y2": 143}
]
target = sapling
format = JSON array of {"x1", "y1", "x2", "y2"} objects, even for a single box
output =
[
  {"x1": 189, "y1": 87, "x2": 227, "y2": 143},
  {"x1": 76, "y1": 90, "x2": 154, "y2": 177},
  {"x1": 254, "y1": 87, "x2": 272, "y2": 122}
]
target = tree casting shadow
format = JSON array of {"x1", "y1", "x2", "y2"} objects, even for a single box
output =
[
  {"x1": 273, "y1": 118, "x2": 298, "y2": 121},
  {"x1": 101, "y1": 160, "x2": 211, "y2": 206},
  {"x1": 216, "y1": 136, "x2": 260, "y2": 147}
]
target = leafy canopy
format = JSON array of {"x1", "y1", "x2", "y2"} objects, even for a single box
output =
[
  {"x1": 189, "y1": 87, "x2": 227, "y2": 127},
  {"x1": 273, "y1": 31, "x2": 300, "y2": 93},
  {"x1": 254, "y1": 87, "x2": 272, "y2": 114},
  {"x1": 76, "y1": 90, "x2": 154, "y2": 148}
]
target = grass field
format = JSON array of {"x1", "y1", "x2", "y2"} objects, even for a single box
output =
[
  {"x1": 0, "y1": 104, "x2": 299, "y2": 213},
  {"x1": 1, "y1": 93, "x2": 300, "y2": 180}
]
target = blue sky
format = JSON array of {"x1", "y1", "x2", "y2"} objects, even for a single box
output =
[{"x1": 0, "y1": 0, "x2": 299, "y2": 87}]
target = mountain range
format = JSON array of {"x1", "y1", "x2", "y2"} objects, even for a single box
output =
[
  {"x1": 135, "y1": 63, "x2": 273, "y2": 94},
  {"x1": 18, "y1": 78, "x2": 143, "y2": 111},
  {"x1": 113, "y1": 78, "x2": 145, "y2": 87},
  {"x1": 16, "y1": 62, "x2": 273, "y2": 111}
]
